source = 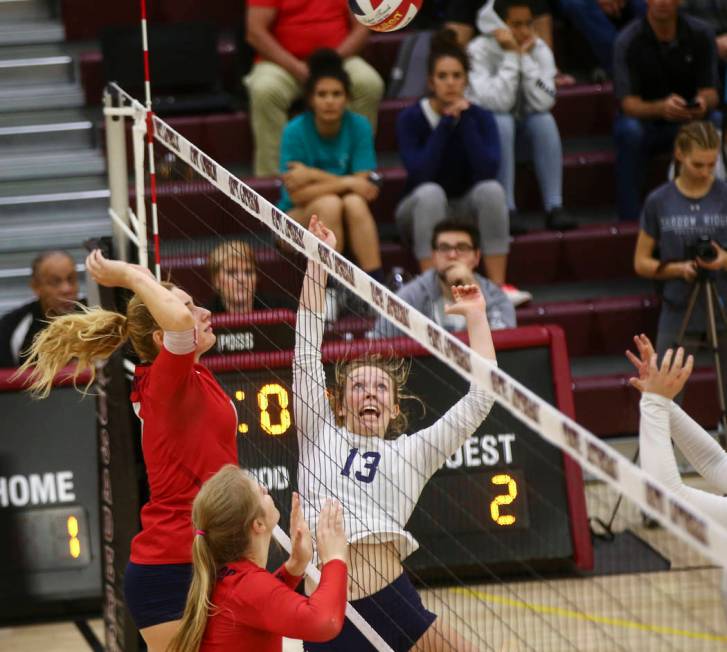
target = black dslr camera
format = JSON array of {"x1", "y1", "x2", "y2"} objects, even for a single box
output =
[{"x1": 685, "y1": 235, "x2": 718, "y2": 262}]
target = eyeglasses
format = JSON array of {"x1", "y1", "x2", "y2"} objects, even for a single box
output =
[{"x1": 434, "y1": 243, "x2": 475, "y2": 254}]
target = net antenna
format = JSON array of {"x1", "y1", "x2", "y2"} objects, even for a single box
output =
[{"x1": 104, "y1": 81, "x2": 727, "y2": 650}]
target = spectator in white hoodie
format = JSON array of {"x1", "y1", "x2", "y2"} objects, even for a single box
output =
[{"x1": 467, "y1": 0, "x2": 575, "y2": 231}]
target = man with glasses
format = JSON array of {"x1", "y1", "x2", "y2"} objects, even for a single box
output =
[{"x1": 372, "y1": 220, "x2": 517, "y2": 339}]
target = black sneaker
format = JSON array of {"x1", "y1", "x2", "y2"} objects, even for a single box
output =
[{"x1": 546, "y1": 208, "x2": 577, "y2": 231}]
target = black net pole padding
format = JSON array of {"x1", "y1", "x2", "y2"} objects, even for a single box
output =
[{"x1": 95, "y1": 273, "x2": 144, "y2": 652}]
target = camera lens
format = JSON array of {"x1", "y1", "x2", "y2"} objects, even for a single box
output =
[{"x1": 695, "y1": 235, "x2": 717, "y2": 262}]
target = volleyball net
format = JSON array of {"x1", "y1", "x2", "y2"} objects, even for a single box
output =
[{"x1": 102, "y1": 83, "x2": 727, "y2": 651}]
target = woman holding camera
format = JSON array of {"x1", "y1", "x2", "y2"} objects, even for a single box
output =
[{"x1": 633, "y1": 121, "x2": 727, "y2": 375}]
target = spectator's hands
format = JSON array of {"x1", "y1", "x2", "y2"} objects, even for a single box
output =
[
  {"x1": 285, "y1": 492, "x2": 313, "y2": 577},
  {"x1": 519, "y1": 36, "x2": 536, "y2": 54},
  {"x1": 291, "y1": 60, "x2": 309, "y2": 84},
  {"x1": 444, "y1": 283, "x2": 487, "y2": 318},
  {"x1": 630, "y1": 347, "x2": 693, "y2": 398},
  {"x1": 625, "y1": 333, "x2": 657, "y2": 390},
  {"x1": 661, "y1": 94, "x2": 693, "y2": 122},
  {"x1": 494, "y1": 28, "x2": 520, "y2": 51},
  {"x1": 283, "y1": 162, "x2": 314, "y2": 192},
  {"x1": 697, "y1": 241, "x2": 727, "y2": 271},
  {"x1": 717, "y1": 34, "x2": 727, "y2": 60},
  {"x1": 346, "y1": 175, "x2": 379, "y2": 202},
  {"x1": 316, "y1": 499, "x2": 347, "y2": 564},
  {"x1": 442, "y1": 98, "x2": 471, "y2": 119},
  {"x1": 443, "y1": 262, "x2": 476, "y2": 288},
  {"x1": 555, "y1": 71, "x2": 576, "y2": 87},
  {"x1": 673, "y1": 260, "x2": 698, "y2": 282},
  {"x1": 85, "y1": 249, "x2": 154, "y2": 289},
  {"x1": 309, "y1": 214, "x2": 337, "y2": 250},
  {"x1": 688, "y1": 95, "x2": 708, "y2": 119}
]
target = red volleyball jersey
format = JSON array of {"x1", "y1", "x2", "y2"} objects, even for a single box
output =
[
  {"x1": 200, "y1": 559, "x2": 347, "y2": 651},
  {"x1": 129, "y1": 346, "x2": 239, "y2": 564},
  {"x1": 248, "y1": 0, "x2": 351, "y2": 61}
]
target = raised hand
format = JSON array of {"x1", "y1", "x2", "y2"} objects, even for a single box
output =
[
  {"x1": 285, "y1": 492, "x2": 313, "y2": 576},
  {"x1": 309, "y1": 214, "x2": 337, "y2": 250},
  {"x1": 629, "y1": 346, "x2": 694, "y2": 398},
  {"x1": 625, "y1": 333, "x2": 656, "y2": 388},
  {"x1": 316, "y1": 499, "x2": 347, "y2": 565},
  {"x1": 85, "y1": 249, "x2": 153, "y2": 289},
  {"x1": 444, "y1": 283, "x2": 486, "y2": 318}
]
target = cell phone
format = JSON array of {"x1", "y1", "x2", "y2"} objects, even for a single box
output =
[{"x1": 684, "y1": 98, "x2": 700, "y2": 109}]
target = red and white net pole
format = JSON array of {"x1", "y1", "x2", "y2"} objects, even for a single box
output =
[{"x1": 140, "y1": 0, "x2": 161, "y2": 280}]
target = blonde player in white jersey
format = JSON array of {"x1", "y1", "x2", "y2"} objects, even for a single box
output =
[{"x1": 294, "y1": 215, "x2": 496, "y2": 652}]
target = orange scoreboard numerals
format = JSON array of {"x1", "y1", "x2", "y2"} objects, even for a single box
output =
[
  {"x1": 258, "y1": 383, "x2": 292, "y2": 436},
  {"x1": 67, "y1": 515, "x2": 81, "y2": 559},
  {"x1": 489, "y1": 474, "x2": 518, "y2": 526}
]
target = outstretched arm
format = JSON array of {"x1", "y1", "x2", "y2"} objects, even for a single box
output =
[
  {"x1": 293, "y1": 216, "x2": 336, "y2": 438},
  {"x1": 631, "y1": 343, "x2": 727, "y2": 523},
  {"x1": 403, "y1": 285, "x2": 496, "y2": 479},
  {"x1": 628, "y1": 333, "x2": 727, "y2": 494},
  {"x1": 86, "y1": 250, "x2": 194, "y2": 333}
]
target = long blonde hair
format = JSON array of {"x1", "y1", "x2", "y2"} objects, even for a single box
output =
[
  {"x1": 168, "y1": 465, "x2": 264, "y2": 652},
  {"x1": 16, "y1": 283, "x2": 174, "y2": 398}
]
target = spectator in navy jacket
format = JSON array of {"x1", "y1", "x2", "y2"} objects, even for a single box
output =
[{"x1": 396, "y1": 30, "x2": 529, "y2": 304}]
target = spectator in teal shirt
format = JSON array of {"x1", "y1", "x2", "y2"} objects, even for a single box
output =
[{"x1": 279, "y1": 49, "x2": 384, "y2": 283}]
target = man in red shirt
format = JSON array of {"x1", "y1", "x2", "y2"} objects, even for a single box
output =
[{"x1": 246, "y1": 0, "x2": 384, "y2": 176}]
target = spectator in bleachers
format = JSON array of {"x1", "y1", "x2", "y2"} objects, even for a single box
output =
[
  {"x1": 372, "y1": 220, "x2": 516, "y2": 338},
  {"x1": 613, "y1": 0, "x2": 719, "y2": 221},
  {"x1": 446, "y1": 0, "x2": 576, "y2": 85},
  {"x1": 207, "y1": 240, "x2": 292, "y2": 313},
  {"x1": 278, "y1": 49, "x2": 385, "y2": 285},
  {"x1": 0, "y1": 250, "x2": 80, "y2": 367},
  {"x1": 557, "y1": 0, "x2": 646, "y2": 75},
  {"x1": 395, "y1": 30, "x2": 532, "y2": 305},
  {"x1": 682, "y1": 0, "x2": 727, "y2": 62},
  {"x1": 468, "y1": 0, "x2": 576, "y2": 232},
  {"x1": 246, "y1": 0, "x2": 384, "y2": 177},
  {"x1": 634, "y1": 121, "x2": 727, "y2": 369}
]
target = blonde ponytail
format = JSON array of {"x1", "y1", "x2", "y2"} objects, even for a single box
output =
[
  {"x1": 168, "y1": 536, "x2": 217, "y2": 652},
  {"x1": 168, "y1": 465, "x2": 264, "y2": 652},
  {"x1": 16, "y1": 306, "x2": 129, "y2": 398}
]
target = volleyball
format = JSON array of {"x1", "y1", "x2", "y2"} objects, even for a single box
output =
[{"x1": 348, "y1": 0, "x2": 423, "y2": 32}]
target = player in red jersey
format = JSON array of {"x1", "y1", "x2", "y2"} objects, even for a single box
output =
[
  {"x1": 168, "y1": 464, "x2": 348, "y2": 652},
  {"x1": 18, "y1": 250, "x2": 239, "y2": 652}
]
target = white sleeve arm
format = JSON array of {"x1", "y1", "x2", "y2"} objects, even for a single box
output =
[
  {"x1": 520, "y1": 44, "x2": 556, "y2": 113},
  {"x1": 467, "y1": 48, "x2": 519, "y2": 113},
  {"x1": 162, "y1": 328, "x2": 196, "y2": 355},
  {"x1": 669, "y1": 401, "x2": 727, "y2": 494},
  {"x1": 293, "y1": 309, "x2": 334, "y2": 441},
  {"x1": 640, "y1": 393, "x2": 727, "y2": 524},
  {"x1": 404, "y1": 384, "x2": 496, "y2": 481}
]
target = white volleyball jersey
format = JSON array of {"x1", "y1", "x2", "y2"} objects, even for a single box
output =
[{"x1": 293, "y1": 309, "x2": 495, "y2": 560}]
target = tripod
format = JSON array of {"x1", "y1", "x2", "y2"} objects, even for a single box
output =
[{"x1": 673, "y1": 269, "x2": 727, "y2": 447}]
